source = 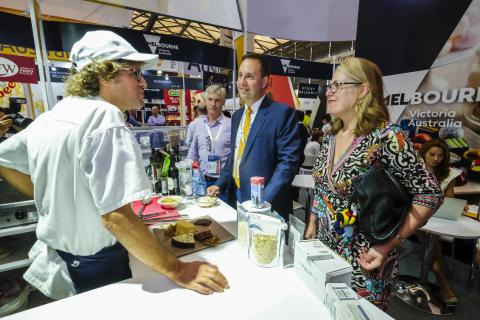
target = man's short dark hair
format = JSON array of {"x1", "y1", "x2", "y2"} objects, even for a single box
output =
[
  {"x1": 241, "y1": 53, "x2": 270, "y2": 77},
  {"x1": 295, "y1": 109, "x2": 305, "y2": 122},
  {"x1": 305, "y1": 110, "x2": 312, "y2": 116}
]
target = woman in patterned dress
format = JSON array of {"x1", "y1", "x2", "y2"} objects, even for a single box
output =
[{"x1": 304, "y1": 57, "x2": 443, "y2": 310}]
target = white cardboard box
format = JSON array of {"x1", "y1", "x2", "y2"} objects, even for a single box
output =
[
  {"x1": 294, "y1": 239, "x2": 352, "y2": 302},
  {"x1": 325, "y1": 283, "x2": 371, "y2": 320}
]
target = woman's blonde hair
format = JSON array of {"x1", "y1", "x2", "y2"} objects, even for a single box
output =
[
  {"x1": 65, "y1": 60, "x2": 139, "y2": 97},
  {"x1": 331, "y1": 57, "x2": 389, "y2": 136}
]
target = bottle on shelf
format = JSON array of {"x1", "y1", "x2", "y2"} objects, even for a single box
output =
[
  {"x1": 149, "y1": 149, "x2": 156, "y2": 190},
  {"x1": 191, "y1": 161, "x2": 206, "y2": 196},
  {"x1": 168, "y1": 150, "x2": 180, "y2": 195},
  {"x1": 153, "y1": 148, "x2": 163, "y2": 194},
  {"x1": 160, "y1": 150, "x2": 169, "y2": 196}
]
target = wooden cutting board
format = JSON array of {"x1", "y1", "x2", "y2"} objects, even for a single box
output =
[{"x1": 152, "y1": 215, "x2": 235, "y2": 257}]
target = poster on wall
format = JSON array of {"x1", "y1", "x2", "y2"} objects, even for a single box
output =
[
  {"x1": 203, "y1": 71, "x2": 229, "y2": 91},
  {"x1": 0, "y1": 53, "x2": 38, "y2": 83},
  {"x1": 298, "y1": 83, "x2": 319, "y2": 99},
  {"x1": 297, "y1": 83, "x2": 320, "y2": 127},
  {"x1": 0, "y1": 82, "x2": 25, "y2": 110},
  {"x1": 266, "y1": 75, "x2": 296, "y2": 108},
  {"x1": 385, "y1": 0, "x2": 480, "y2": 193}
]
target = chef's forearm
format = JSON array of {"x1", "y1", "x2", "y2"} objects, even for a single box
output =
[
  {"x1": 0, "y1": 166, "x2": 34, "y2": 198},
  {"x1": 102, "y1": 204, "x2": 180, "y2": 279}
]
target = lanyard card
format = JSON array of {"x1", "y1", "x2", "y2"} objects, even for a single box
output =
[{"x1": 207, "y1": 154, "x2": 221, "y2": 175}]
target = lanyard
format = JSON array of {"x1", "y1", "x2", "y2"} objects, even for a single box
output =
[{"x1": 204, "y1": 118, "x2": 225, "y2": 154}]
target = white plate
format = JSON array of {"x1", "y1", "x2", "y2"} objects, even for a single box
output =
[
  {"x1": 195, "y1": 196, "x2": 219, "y2": 208},
  {"x1": 241, "y1": 200, "x2": 271, "y2": 213}
]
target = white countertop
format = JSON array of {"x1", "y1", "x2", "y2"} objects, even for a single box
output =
[
  {"x1": 455, "y1": 180, "x2": 480, "y2": 195},
  {"x1": 6, "y1": 200, "x2": 392, "y2": 320},
  {"x1": 292, "y1": 174, "x2": 314, "y2": 189},
  {"x1": 421, "y1": 215, "x2": 480, "y2": 239}
]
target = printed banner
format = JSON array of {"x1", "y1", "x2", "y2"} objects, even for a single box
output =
[
  {"x1": 385, "y1": 0, "x2": 480, "y2": 194},
  {"x1": 298, "y1": 83, "x2": 319, "y2": 99},
  {"x1": 163, "y1": 89, "x2": 180, "y2": 105},
  {"x1": 0, "y1": 53, "x2": 38, "y2": 84},
  {"x1": 266, "y1": 75, "x2": 296, "y2": 108},
  {"x1": 49, "y1": 67, "x2": 70, "y2": 83},
  {"x1": 263, "y1": 54, "x2": 332, "y2": 79},
  {"x1": 143, "y1": 75, "x2": 202, "y2": 90},
  {"x1": 203, "y1": 72, "x2": 229, "y2": 91}
]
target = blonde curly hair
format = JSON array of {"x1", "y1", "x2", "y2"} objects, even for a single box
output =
[
  {"x1": 330, "y1": 57, "x2": 390, "y2": 137},
  {"x1": 65, "y1": 60, "x2": 141, "y2": 97}
]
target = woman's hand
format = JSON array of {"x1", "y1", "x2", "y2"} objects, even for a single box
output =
[
  {"x1": 357, "y1": 242, "x2": 392, "y2": 271},
  {"x1": 304, "y1": 213, "x2": 318, "y2": 239}
]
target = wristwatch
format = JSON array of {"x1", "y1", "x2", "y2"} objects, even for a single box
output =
[{"x1": 395, "y1": 233, "x2": 406, "y2": 244}]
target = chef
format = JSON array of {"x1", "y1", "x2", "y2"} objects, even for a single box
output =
[{"x1": 0, "y1": 30, "x2": 229, "y2": 298}]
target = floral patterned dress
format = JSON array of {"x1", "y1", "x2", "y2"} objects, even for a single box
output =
[{"x1": 311, "y1": 122, "x2": 442, "y2": 310}]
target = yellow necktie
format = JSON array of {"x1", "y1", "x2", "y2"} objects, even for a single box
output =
[{"x1": 234, "y1": 107, "x2": 252, "y2": 188}]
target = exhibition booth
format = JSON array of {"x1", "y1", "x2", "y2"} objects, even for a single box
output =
[{"x1": 1, "y1": 0, "x2": 480, "y2": 319}]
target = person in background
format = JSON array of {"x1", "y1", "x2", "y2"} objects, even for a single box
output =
[
  {"x1": 207, "y1": 53, "x2": 301, "y2": 220},
  {"x1": 291, "y1": 109, "x2": 310, "y2": 201},
  {"x1": 302, "y1": 129, "x2": 323, "y2": 170},
  {"x1": 188, "y1": 85, "x2": 231, "y2": 202},
  {"x1": 147, "y1": 105, "x2": 166, "y2": 126},
  {"x1": 295, "y1": 109, "x2": 309, "y2": 167},
  {"x1": 0, "y1": 30, "x2": 228, "y2": 299},
  {"x1": 186, "y1": 92, "x2": 207, "y2": 146},
  {"x1": 123, "y1": 110, "x2": 133, "y2": 128},
  {"x1": 419, "y1": 139, "x2": 463, "y2": 308},
  {"x1": 127, "y1": 109, "x2": 142, "y2": 127},
  {"x1": 304, "y1": 57, "x2": 442, "y2": 310},
  {"x1": 303, "y1": 109, "x2": 312, "y2": 128},
  {"x1": 321, "y1": 113, "x2": 332, "y2": 135},
  {"x1": 0, "y1": 112, "x2": 12, "y2": 140}
]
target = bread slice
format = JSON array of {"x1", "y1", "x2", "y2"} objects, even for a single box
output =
[{"x1": 171, "y1": 233, "x2": 195, "y2": 249}]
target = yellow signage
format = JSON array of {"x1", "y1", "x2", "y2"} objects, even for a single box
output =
[{"x1": 0, "y1": 44, "x2": 70, "y2": 61}]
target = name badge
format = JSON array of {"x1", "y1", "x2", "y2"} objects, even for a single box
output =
[{"x1": 207, "y1": 154, "x2": 221, "y2": 175}]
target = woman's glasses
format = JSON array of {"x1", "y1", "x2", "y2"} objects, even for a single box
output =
[{"x1": 325, "y1": 80, "x2": 362, "y2": 93}]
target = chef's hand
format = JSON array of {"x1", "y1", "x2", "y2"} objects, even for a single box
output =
[
  {"x1": 357, "y1": 244, "x2": 391, "y2": 271},
  {"x1": 207, "y1": 185, "x2": 220, "y2": 197},
  {"x1": 171, "y1": 261, "x2": 229, "y2": 294},
  {"x1": 0, "y1": 116, "x2": 12, "y2": 137}
]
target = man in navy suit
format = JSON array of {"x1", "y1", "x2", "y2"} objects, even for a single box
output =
[{"x1": 207, "y1": 53, "x2": 301, "y2": 220}]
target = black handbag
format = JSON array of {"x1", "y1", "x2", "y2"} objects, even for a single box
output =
[{"x1": 349, "y1": 167, "x2": 411, "y2": 244}]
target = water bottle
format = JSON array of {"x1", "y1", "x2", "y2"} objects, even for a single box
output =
[{"x1": 192, "y1": 161, "x2": 206, "y2": 196}]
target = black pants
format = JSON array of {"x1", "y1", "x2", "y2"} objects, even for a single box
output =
[{"x1": 56, "y1": 242, "x2": 132, "y2": 294}]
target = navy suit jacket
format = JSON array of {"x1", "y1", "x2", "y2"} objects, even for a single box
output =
[{"x1": 215, "y1": 97, "x2": 301, "y2": 219}]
